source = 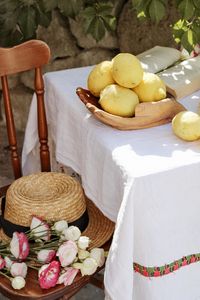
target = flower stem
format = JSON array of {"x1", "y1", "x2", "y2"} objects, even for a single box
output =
[
  {"x1": 27, "y1": 264, "x2": 39, "y2": 271},
  {"x1": 0, "y1": 270, "x2": 11, "y2": 281}
]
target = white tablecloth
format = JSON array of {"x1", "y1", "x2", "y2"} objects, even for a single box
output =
[{"x1": 22, "y1": 66, "x2": 200, "y2": 300}]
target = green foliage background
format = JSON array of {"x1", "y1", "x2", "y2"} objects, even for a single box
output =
[{"x1": 0, "y1": 0, "x2": 200, "y2": 53}]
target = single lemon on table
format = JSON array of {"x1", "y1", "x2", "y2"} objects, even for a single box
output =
[
  {"x1": 87, "y1": 60, "x2": 115, "y2": 97},
  {"x1": 133, "y1": 72, "x2": 166, "y2": 102},
  {"x1": 112, "y1": 53, "x2": 143, "y2": 88},
  {"x1": 172, "y1": 111, "x2": 200, "y2": 141},
  {"x1": 99, "y1": 84, "x2": 139, "y2": 117}
]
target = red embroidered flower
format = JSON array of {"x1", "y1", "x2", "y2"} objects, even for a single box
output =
[
  {"x1": 182, "y1": 257, "x2": 188, "y2": 266},
  {"x1": 173, "y1": 261, "x2": 179, "y2": 271},
  {"x1": 153, "y1": 268, "x2": 161, "y2": 277},
  {"x1": 164, "y1": 265, "x2": 170, "y2": 275},
  {"x1": 190, "y1": 255, "x2": 196, "y2": 263}
]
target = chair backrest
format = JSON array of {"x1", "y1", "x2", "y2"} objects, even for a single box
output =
[{"x1": 0, "y1": 40, "x2": 51, "y2": 179}]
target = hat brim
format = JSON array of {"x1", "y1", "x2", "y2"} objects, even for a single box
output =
[
  {"x1": 83, "y1": 198, "x2": 115, "y2": 249},
  {"x1": 0, "y1": 198, "x2": 115, "y2": 249}
]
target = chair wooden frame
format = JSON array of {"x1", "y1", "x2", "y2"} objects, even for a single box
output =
[{"x1": 0, "y1": 40, "x2": 51, "y2": 180}]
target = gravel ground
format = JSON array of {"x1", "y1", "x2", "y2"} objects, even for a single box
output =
[{"x1": 0, "y1": 124, "x2": 104, "y2": 300}]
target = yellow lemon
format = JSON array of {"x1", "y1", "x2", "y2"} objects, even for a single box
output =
[
  {"x1": 87, "y1": 61, "x2": 115, "y2": 97},
  {"x1": 112, "y1": 53, "x2": 143, "y2": 88},
  {"x1": 172, "y1": 111, "x2": 200, "y2": 141},
  {"x1": 133, "y1": 72, "x2": 166, "y2": 102},
  {"x1": 99, "y1": 84, "x2": 139, "y2": 117}
]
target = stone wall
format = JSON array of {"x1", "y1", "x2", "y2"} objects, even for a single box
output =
[{"x1": 0, "y1": 0, "x2": 178, "y2": 131}]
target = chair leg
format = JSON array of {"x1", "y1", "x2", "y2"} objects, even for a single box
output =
[{"x1": 89, "y1": 274, "x2": 104, "y2": 290}]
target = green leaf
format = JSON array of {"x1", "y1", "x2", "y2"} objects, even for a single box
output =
[
  {"x1": 95, "y1": 2, "x2": 113, "y2": 15},
  {"x1": 41, "y1": 0, "x2": 58, "y2": 12},
  {"x1": 173, "y1": 19, "x2": 187, "y2": 43},
  {"x1": 149, "y1": 0, "x2": 166, "y2": 23},
  {"x1": 82, "y1": 6, "x2": 96, "y2": 18},
  {"x1": 194, "y1": 9, "x2": 200, "y2": 17},
  {"x1": 132, "y1": 0, "x2": 148, "y2": 10},
  {"x1": 132, "y1": 0, "x2": 143, "y2": 9},
  {"x1": 178, "y1": 0, "x2": 195, "y2": 19},
  {"x1": 82, "y1": 6, "x2": 97, "y2": 33},
  {"x1": 175, "y1": 0, "x2": 183, "y2": 5},
  {"x1": 193, "y1": 0, "x2": 200, "y2": 9},
  {"x1": 173, "y1": 18, "x2": 188, "y2": 30},
  {"x1": 58, "y1": 0, "x2": 83, "y2": 18},
  {"x1": 192, "y1": 20, "x2": 200, "y2": 40},
  {"x1": 181, "y1": 29, "x2": 197, "y2": 52},
  {"x1": 101, "y1": 15, "x2": 116, "y2": 31},
  {"x1": 18, "y1": 6, "x2": 37, "y2": 39},
  {"x1": 132, "y1": 0, "x2": 152, "y2": 18},
  {"x1": 86, "y1": 17, "x2": 106, "y2": 41},
  {"x1": 35, "y1": 1, "x2": 52, "y2": 27},
  {"x1": 82, "y1": 2, "x2": 116, "y2": 39}
]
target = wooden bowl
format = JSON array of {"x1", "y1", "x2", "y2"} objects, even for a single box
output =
[{"x1": 76, "y1": 87, "x2": 186, "y2": 130}]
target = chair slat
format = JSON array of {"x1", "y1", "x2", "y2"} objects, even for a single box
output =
[{"x1": 0, "y1": 40, "x2": 50, "y2": 76}]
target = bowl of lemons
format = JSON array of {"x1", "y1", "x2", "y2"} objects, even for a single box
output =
[{"x1": 76, "y1": 53, "x2": 186, "y2": 130}]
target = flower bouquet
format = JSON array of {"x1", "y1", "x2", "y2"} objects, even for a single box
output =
[{"x1": 0, "y1": 216, "x2": 106, "y2": 290}]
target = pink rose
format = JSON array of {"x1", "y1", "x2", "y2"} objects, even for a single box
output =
[
  {"x1": 56, "y1": 240, "x2": 78, "y2": 267},
  {"x1": 57, "y1": 267, "x2": 79, "y2": 286},
  {"x1": 0, "y1": 256, "x2": 5, "y2": 269},
  {"x1": 10, "y1": 232, "x2": 29, "y2": 260},
  {"x1": 37, "y1": 249, "x2": 56, "y2": 263},
  {"x1": 38, "y1": 260, "x2": 60, "y2": 289},
  {"x1": 10, "y1": 262, "x2": 28, "y2": 278},
  {"x1": 30, "y1": 216, "x2": 50, "y2": 241}
]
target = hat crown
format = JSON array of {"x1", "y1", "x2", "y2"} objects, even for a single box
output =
[{"x1": 5, "y1": 172, "x2": 86, "y2": 226}]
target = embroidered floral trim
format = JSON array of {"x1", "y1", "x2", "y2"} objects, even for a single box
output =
[{"x1": 133, "y1": 253, "x2": 200, "y2": 277}]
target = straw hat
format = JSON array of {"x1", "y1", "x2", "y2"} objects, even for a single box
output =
[{"x1": 0, "y1": 172, "x2": 114, "y2": 248}]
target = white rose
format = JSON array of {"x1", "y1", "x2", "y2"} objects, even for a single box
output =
[
  {"x1": 77, "y1": 236, "x2": 90, "y2": 250},
  {"x1": 11, "y1": 276, "x2": 26, "y2": 290},
  {"x1": 4, "y1": 256, "x2": 13, "y2": 270},
  {"x1": 80, "y1": 258, "x2": 98, "y2": 276},
  {"x1": 37, "y1": 249, "x2": 55, "y2": 263},
  {"x1": 10, "y1": 262, "x2": 28, "y2": 278},
  {"x1": 90, "y1": 248, "x2": 105, "y2": 267},
  {"x1": 62, "y1": 226, "x2": 81, "y2": 241},
  {"x1": 78, "y1": 249, "x2": 90, "y2": 260},
  {"x1": 72, "y1": 262, "x2": 82, "y2": 269},
  {"x1": 53, "y1": 220, "x2": 68, "y2": 232},
  {"x1": 56, "y1": 240, "x2": 78, "y2": 267}
]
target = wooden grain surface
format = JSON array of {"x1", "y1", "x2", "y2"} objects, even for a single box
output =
[{"x1": 76, "y1": 87, "x2": 186, "y2": 130}]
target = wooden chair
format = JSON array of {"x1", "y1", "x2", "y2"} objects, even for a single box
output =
[
  {"x1": 0, "y1": 40, "x2": 108, "y2": 300},
  {"x1": 0, "y1": 39, "x2": 51, "y2": 181}
]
